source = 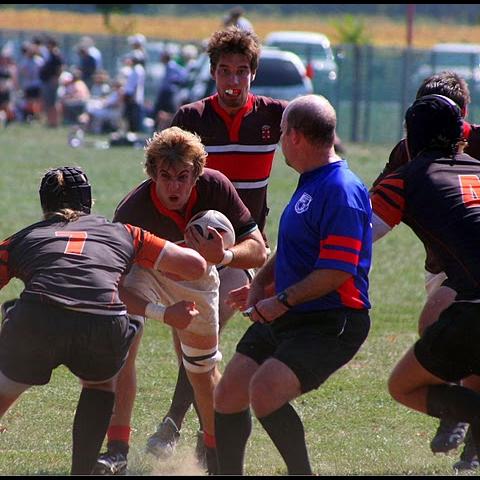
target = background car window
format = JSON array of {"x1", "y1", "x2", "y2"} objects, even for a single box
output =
[
  {"x1": 269, "y1": 42, "x2": 329, "y2": 61},
  {"x1": 252, "y1": 58, "x2": 303, "y2": 87}
]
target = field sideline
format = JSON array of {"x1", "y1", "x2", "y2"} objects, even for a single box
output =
[{"x1": 0, "y1": 123, "x2": 463, "y2": 475}]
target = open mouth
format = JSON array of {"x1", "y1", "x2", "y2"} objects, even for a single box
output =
[{"x1": 225, "y1": 88, "x2": 241, "y2": 96}]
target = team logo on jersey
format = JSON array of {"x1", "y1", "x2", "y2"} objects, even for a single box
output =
[
  {"x1": 261, "y1": 125, "x2": 272, "y2": 141},
  {"x1": 295, "y1": 193, "x2": 312, "y2": 214}
]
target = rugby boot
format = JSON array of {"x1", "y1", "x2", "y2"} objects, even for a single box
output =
[
  {"x1": 92, "y1": 441, "x2": 128, "y2": 475},
  {"x1": 430, "y1": 418, "x2": 468, "y2": 453},
  {"x1": 453, "y1": 427, "x2": 480, "y2": 472},
  {"x1": 145, "y1": 416, "x2": 180, "y2": 459}
]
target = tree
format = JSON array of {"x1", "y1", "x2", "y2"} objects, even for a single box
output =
[{"x1": 95, "y1": 4, "x2": 134, "y2": 34}]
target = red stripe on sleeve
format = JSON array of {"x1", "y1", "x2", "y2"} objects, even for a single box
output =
[
  {"x1": 319, "y1": 249, "x2": 359, "y2": 265},
  {"x1": 0, "y1": 240, "x2": 10, "y2": 288},
  {"x1": 321, "y1": 235, "x2": 361, "y2": 252}
]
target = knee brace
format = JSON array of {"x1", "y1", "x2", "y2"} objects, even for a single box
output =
[{"x1": 181, "y1": 344, "x2": 222, "y2": 374}]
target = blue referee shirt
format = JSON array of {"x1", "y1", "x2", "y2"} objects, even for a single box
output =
[{"x1": 276, "y1": 160, "x2": 372, "y2": 312}]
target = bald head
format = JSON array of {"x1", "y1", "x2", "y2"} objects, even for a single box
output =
[{"x1": 282, "y1": 95, "x2": 337, "y2": 147}]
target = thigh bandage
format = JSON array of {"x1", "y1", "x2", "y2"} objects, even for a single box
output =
[{"x1": 181, "y1": 344, "x2": 222, "y2": 373}]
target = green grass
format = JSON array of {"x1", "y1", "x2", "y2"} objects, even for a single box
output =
[{"x1": 0, "y1": 123, "x2": 461, "y2": 475}]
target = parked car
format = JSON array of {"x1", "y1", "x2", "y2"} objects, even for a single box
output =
[
  {"x1": 264, "y1": 31, "x2": 338, "y2": 97},
  {"x1": 412, "y1": 43, "x2": 480, "y2": 89},
  {"x1": 177, "y1": 47, "x2": 313, "y2": 107}
]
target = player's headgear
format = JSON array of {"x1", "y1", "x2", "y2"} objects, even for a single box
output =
[
  {"x1": 405, "y1": 94, "x2": 464, "y2": 159},
  {"x1": 39, "y1": 166, "x2": 92, "y2": 214}
]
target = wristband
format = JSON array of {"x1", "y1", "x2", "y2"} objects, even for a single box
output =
[
  {"x1": 219, "y1": 249, "x2": 234, "y2": 266},
  {"x1": 145, "y1": 302, "x2": 167, "y2": 322}
]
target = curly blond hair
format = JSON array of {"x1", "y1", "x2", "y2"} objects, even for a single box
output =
[{"x1": 144, "y1": 127, "x2": 207, "y2": 180}]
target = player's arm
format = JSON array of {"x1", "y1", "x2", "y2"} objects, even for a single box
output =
[
  {"x1": 370, "y1": 170, "x2": 405, "y2": 241},
  {"x1": 126, "y1": 224, "x2": 207, "y2": 281},
  {"x1": 119, "y1": 280, "x2": 198, "y2": 330}
]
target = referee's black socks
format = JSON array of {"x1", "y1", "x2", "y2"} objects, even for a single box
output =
[{"x1": 258, "y1": 402, "x2": 313, "y2": 475}]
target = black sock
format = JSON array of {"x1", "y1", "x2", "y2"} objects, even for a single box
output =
[
  {"x1": 427, "y1": 384, "x2": 480, "y2": 422},
  {"x1": 205, "y1": 446, "x2": 218, "y2": 475},
  {"x1": 71, "y1": 388, "x2": 115, "y2": 475},
  {"x1": 165, "y1": 363, "x2": 195, "y2": 429},
  {"x1": 215, "y1": 409, "x2": 252, "y2": 475},
  {"x1": 257, "y1": 403, "x2": 312, "y2": 475}
]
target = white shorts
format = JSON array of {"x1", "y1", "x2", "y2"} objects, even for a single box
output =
[
  {"x1": 123, "y1": 264, "x2": 220, "y2": 337},
  {"x1": 424, "y1": 271, "x2": 448, "y2": 298}
]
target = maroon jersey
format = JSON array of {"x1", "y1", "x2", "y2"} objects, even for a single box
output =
[
  {"x1": 371, "y1": 151, "x2": 480, "y2": 299},
  {"x1": 0, "y1": 214, "x2": 166, "y2": 314},
  {"x1": 171, "y1": 93, "x2": 287, "y2": 232},
  {"x1": 114, "y1": 168, "x2": 257, "y2": 245}
]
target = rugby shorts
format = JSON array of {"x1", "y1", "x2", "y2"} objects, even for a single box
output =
[
  {"x1": 236, "y1": 308, "x2": 370, "y2": 393},
  {"x1": 0, "y1": 299, "x2": 140, "y2": 385},
  {"x1": 414, "y1": 301, "x2": 480, "y2": 382}
]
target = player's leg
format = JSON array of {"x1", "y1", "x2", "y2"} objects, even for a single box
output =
[
  {"x1": 72, "y1": 378, "x2": 116, "y2": 475},
  {"x1": 176, "y1": 329, "x2": 222, "y2": 475},
  {"x1": 418, "y1": 277, "x2": 470, "y2": 454},
  {"x1": 147, "y1": 267, "x2": 251, "y2": 461},
  {"x1": 93, "y1": 326, "x2": 143, "y2": 475}
]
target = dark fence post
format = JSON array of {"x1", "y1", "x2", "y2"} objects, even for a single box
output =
[
  {"x1": 351, "y1": 44, "x2": 362, "y2": 143},
  {"x1": 399, "y1": 46, "x2": 413, "y2": 139}
]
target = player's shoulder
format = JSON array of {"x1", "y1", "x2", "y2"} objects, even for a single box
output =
[
  {"x1": 199, "y1": 167, "x2": 234, "y2": 187},
  {"x1": 465, "y1": 122, "x2": 480, "y2": 160},
  {"x1": 253, "y1": 94, "x2": 288, "y2": 111},
  {"x1": 114, "y1": 180, "x2": 152, "y2": 220}
]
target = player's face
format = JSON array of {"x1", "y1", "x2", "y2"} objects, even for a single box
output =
[
  {"x1": 212, "y1": 53, "x2": 255, "y2": 114},
  {"x1": 154, "y1": 164, "x2": 196, "y2": 212}
]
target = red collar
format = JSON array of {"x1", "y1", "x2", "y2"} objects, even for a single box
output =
[
  {"x1": 463, "y1": 120, "x2": 472, "y2": 140},
  {"x1": 149, "y1": 181, "x2": 198, "y2": 231},
  {"x1": 210, "y1": 93, "x2": 255, "y2": 142}
]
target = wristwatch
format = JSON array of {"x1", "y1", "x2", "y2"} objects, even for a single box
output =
[{"x1": 276, "y1": 291, "x2": 293, "y2": 309}]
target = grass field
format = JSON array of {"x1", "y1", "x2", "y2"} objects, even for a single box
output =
[{"x1": 0, "y1": 123, "x2": 466, "y2": 475}]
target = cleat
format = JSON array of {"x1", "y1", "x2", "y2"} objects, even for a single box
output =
[
  {"x1": 145, "y1": 416, "x2": 180, "y2": 459},
  {"x1": 92, "y1": 448, "x2": 128, "y2": 476},
  {"x1": 430, "y1": 418, "x2": 468, "y2": 454},
  {"x1": 195, "y1": 430, "x2": 207, "y2": 469},
  {"x1": 453, "y1": 427, "x2": 479, "y2": 472}
]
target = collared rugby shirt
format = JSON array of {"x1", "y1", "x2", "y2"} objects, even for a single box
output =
[
  {"x1": 276, "y1": 160, "x2": 372, "y2": 312},
  {"x1": 172, "y1": 93, "x2": 287, "y2": 232}
]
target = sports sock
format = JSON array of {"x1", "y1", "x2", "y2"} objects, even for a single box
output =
[
  {"x1": 106, "y1": 425, "x2": 131, "y2": 455},
  {"x1": 71, "y1": 388, "x2": 115, "y2": 475},
  {"x1": 215, "y1": 408, "x2": 252, "y2": 475},
  {"x1": 165, "y1": 363, "x2": 195, "y2": 429},
  {"x1": 427, "y1": 384, "x2": 480, "y2": 422},
  {"x1": 257, "y1": 402, "x2": 312, "y2": 475},
  {"x1": 427, "y1": 384, "x2": 480, "y2": 460}
]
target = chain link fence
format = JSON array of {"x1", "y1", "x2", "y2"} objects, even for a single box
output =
[{"x1": 2, "y1": 28, "x2": 480, "y2": 145}]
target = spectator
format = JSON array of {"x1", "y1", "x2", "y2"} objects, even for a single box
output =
[
  {"x1": 16, "y1": 41, "x2": 44, "y2": 121},
  {"x1": 152, "y1": 51, "x2": 187, "y2": 125},
  {"x1": 39, "y1": 36, "x2": 63, "y2": 127},
  {"x1": 79, "y1": 36, "x2": 103, "y2": 71},
  {"x1": 122, "y1": 52, "x2": 145, "y2": 133},
  {"x1": 223, "y1": 6, "x2": 254, "y2": 32},
  {"x1": 58, "y1": 70, "x2": 90, "y2": 125},
  {"x1": 0, "y1": 50, "x2": 16, "y2": 126},
  {"x1": 76, "y1": 43, "x2": 97, "y2": 90},
  {"x1": 85, "y1": 79, "x2": 124, "y2": 134}
]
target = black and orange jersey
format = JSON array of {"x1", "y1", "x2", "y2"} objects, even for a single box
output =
[
  {"x1": 171, "y1": 93, "x2": 286, "y2": 232},
  {"x1": 114, "y1": 168, "x2": 257, "y2": 246},
  {"x1": 0, "y1": 214, "x2": 166, "y2": 314},
  {"x1": 371, "y1": 150, "x2": 480, "y2": 299},
  {"x1": 372, "y1": 121, "x2": 480, "y2": 188}
]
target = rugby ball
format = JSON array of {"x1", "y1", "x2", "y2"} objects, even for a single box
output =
[{"x1": 186, "y1": 210, "x2": 236, "y2": 248}]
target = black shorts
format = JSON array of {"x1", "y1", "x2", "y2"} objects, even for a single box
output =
[
  {"x1": 414, "y1": 302, "x2": 480, "y2": 383},
  {"x1": 236, "y1": 308, "x2": 370, "y2": 393},
  {"x1": 0, "y1": 300, "x2": 142, "y2": 385}
]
